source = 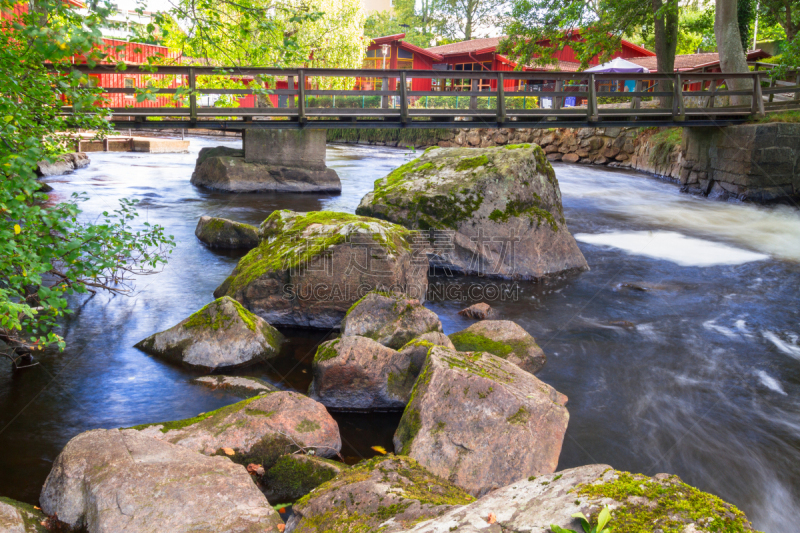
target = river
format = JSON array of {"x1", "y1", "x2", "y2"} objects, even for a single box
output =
[{"x1": 1, "y1": 137, "x2": 799, "y2": 532}]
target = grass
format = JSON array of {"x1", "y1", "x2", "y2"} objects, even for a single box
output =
[
  {"x1": 645, "y1": 127, "x2": 682, "y2": 168},
  {"x1": 749, "y1": 109, "x2": 800, "y2": 123}
]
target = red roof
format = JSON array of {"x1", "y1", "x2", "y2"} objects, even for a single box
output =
[
  {"x1": 425, "y1": 33, "x2": 655, "y2": 58},
  {"x1": 628, "y1": 49, "x2": 771, "y2": 71},
  {"x1": 369, "y1": 33, "x2": 444, "y2": 62}
]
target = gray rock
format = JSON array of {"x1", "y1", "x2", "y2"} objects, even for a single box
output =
[
  {"x1": 134, "y1": 391, "x2": 342, "y2": 466},
  {"x1": 192, "y1": 375, "x2": 280, "y2": 397},
  {"x1": 394, "y1": 346, "x2": 569, "y2": 497},
  {"x1": 134, "y1": 296, "x2": 284, "y2": 370},
  {"x1": 39, "y1": 428, "x2": 282, "y2": 533},
  {"x1": 457, "y1": 302, "x2": 494, "y2": 320},
  {"x1": 403, "y1": 465, "x2": 758, "y2": 533},
  {"x1": 285, "y1": 455, "x2": 474, "y2": 533},
  {"x1": 195, "y1": 216, "x2": 259, "y2": 249},
  {"x1": 309, "y1": 335, "x2": 419, "y2": 411},
  {"x1": 36, "y1": 152, "x2": 89, "y2": 177},
  {"x1": 263, "y1": 454, "x2": 348, "y2": 503},
  {"x1": 398, "y1": 331, "x2": 455, "y2": 367},
  {"x1": 214, "y1": 211, "x2": 429, "y2": 329},
  {"x1": 449, "y1": 320, "x2": 546, "y2": 374},
  {"x1": 356, "y1": 145, "x2": 588, "y2": 280},
  {"x1": 191, "y1": 146, "x2": 341, "y2": 193},
  {"x1": 0, "y1": 498, "x2": 47, "y2": 533},
  {"x1": 341, "y1": 291, "x2": 442, "y2": 349}
]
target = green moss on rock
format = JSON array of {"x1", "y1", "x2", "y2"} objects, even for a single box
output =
[
  {"x1": 576, "y1": 471, "x2": 760, "y2": 533},
  {"x1": 264, "y1": 455, "x2": 344, "y2": 503},
  {"x1": 454, "y1": 155, "x2": 489, "y2": 172},
  {"x1": 314, "y1": 338, "x2": 341, "y2": 364}
]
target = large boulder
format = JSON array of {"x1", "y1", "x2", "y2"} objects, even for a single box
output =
[
  {"x1": 403, "y1": 465, "x2": 759, "y2": 532},
  {"x1": 195, "y1": 215, "x2": 259, "y2": 249},
  {"x1": 36, "y1": 152, "x2": 89, "y2": 177},
  {"x1": 285, "y1": 455, "x2": 475, "y2": 533},
  {"x1": 449, "y1": 320, "x2": 546, "y2": 374},
  {"x1": 341, "y1": 291, "x2": 442, "y2": 349},
  {"x1": 39, "y1": 428, "x2": 282, "y2": 533},
  {"x1": 263, "y1": 454, "x2": 348, "y2": 503},
  {"x1": 309, "y1": 335, "x2": 420, "y2": 411},
  {"x1": 191, "y1": 146, "x2": 341, "y2": 193},
  {"x1": 0, "y1": 498, "x2": 47, "y2": 533},
  {"x1": 192, "y1": 375, "x2": 280, "y2": 397},
  {"x1": 393, "y1": 346, "x2": 569, "y2": 497},
  {"x1": 214, "y1": 210, "x2": 428, "y2": 329},
  {"x1": 132, "y1": 391, "x2": 341, "y2": 467},
  {"x1": 397, "y1": 331, "x2": 455, "y2": 366},
  {"x1": 356, "y1": 145, "x2": 589, "y2": 279},
  {"x1": 134, "y1": 296, "x2": 284, "y2": 370}
]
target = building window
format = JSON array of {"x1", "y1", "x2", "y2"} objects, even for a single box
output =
[{"x1": 124, "y1": 77, "x2": 135, "y2": 98}]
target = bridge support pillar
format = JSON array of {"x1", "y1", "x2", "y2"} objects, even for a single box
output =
[{"x1": 243, "y1": 129, "x2": 328, "y2": 170}]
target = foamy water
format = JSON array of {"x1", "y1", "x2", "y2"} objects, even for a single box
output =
[{"x1": 574, "y1": 230, "x2": 770, "y2": 266}]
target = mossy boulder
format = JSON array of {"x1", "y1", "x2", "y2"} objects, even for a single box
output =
[
  {"x1": 192, "y1": 375, "x2": 280, "y2": 398},
  {"x1": 213, "y1": 210, "x2": 429, "y2": 329},
  {"x1": 191, "y1": 146, "x2": 341, "y2": 193},
  {"x1": 397, "y1": 332, "x2": 455, "y2": 367},
  {"x1": 134, "y1": 296, "x2": 284, "y2": 370},
  {"x1": 341, "y1": 291, "x2": 442, "y2": 349},
  {"x1": 404, "y1": 465, "x2": 760, "y2": 533},
  {"x1": 132, "y1": 391, "x2": 341, "y2": 468},
  {"x1": 39, "y1": 428, "x2": 282, "y2": 532},
  {"x1": 0, "y1": 497, "x2": 47, "y2": 533},
  {"x1": 393, "y1": 346, "x2": 569, "y2": 497},
  {"x1": 195, "y1": 215, "x2": 259, "y2": 249},
  {"x1": 263, "y1": 454, "x2": 348, "y2": 503},
  {"x1": 356, "y1": 145, "x2": 589, "y2": 280},
  {"x1": 449, "y1": 320, "x2": 546, "y2": 374},
  {"x1": 309, "y1": 336, "x2": 420, "y2": 411},
  {"x1": 285, "y1": 455, "x2": 475, "y2": 533}
]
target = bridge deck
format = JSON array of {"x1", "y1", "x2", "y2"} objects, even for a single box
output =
[{"x1": 65, "y1": 66, "x2": 800, "y2": 130}]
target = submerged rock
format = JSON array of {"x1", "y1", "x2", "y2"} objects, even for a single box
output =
[
  {"x1": 457, "y1": 302, "x2": 494, "y2": 320},
  {"x1": 404, "y1": 465, "x2": 759, "y2": 532},
  {"x1": 132, "y1": 391, "x2": 341, "y2": 467},
  {"x1": 39, "y1": 428, "x2": 282, "y2": 533},
  {"x1": 394, "y1": 346, "x2": 569, "y2": 497},
  {"x1": 449, "y1": 320, "x2": 546, "y2": 374},
  {"x1": 191, "y1": 146, "x2": 341, "y2": 193},
  {"x1": 356, "y1": 145, "x2": 588, "y2": 279},
  {"x1": 309, "y1": 335, "x2": 419, "y2": 411},
  {"x1": 195, "y1": 215, "x2": 259, "y2": 249},
  {"x1": 134, "y1": 296, "x2": 284, "y2": 370},
  {"x1": 213, "y1": 210, "x2": 428, "y2": 329},
  {"x1": 285, "y1": 455, "x2": 474, "y2": 533},
  {"x1": 36, "y1": 152, "x2": 89, "y2": 177},
  {"x1": 192, "y1": 375, "x2": 280, "y2": 397},
  {"x1": 0, "y1": 497, "x2": 47, "y2": 533},
  {"x1": 263, "y1": 454, "x2": 348, "y2": 503},
  {"x1": 341, "y1": 291, "x2": 442, "y2": 349}
]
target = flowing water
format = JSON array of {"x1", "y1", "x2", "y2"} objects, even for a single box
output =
[{"x1": 2, "y1": 138, "x2": 799, "y2": 532}]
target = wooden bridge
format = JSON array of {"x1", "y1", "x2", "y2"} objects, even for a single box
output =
[{"x1": 68, "y1": 66, "x2": 800, "y2": 131}]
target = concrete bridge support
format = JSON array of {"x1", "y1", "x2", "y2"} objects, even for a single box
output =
[
  {"x1": 191, "y1": 128, "x2": 341, "y2": 193},
  {"x1": 681, "y1": 123, "x2": 800, "y2": 203}
]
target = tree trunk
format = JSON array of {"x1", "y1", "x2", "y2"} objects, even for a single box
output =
[
  {"x1": 715, "y1": 0, "x2": 753, "y2": 106},
  {"x1": 652, "y1": 0, "x2": 679, "y2": 108},
  {"x1": 464, "y1": 0, "x2": 474, "y2": 40}
]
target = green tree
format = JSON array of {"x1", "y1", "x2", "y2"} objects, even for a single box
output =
[
  {"x1": 363, "y1": 0, "x2": 444, "y2": 48},
  {"x1": 440, "y1": 0, "x2": 511, "y2": 40},
  {"x1": 757, "y1": 0, "x2": 799, "y2": 42},
  {"x1": 0, "y1": 0, "x2": 175, "y2": 365}
]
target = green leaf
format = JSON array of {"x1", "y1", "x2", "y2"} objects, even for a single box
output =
[{"x1": 596, "y1": 507, "x2": 611, "y2": 531}]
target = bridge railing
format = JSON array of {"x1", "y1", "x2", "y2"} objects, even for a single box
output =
[{"x1": 63, "y1": 66, "x2": 800, "y2": 128}]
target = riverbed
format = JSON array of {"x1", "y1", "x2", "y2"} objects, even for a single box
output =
[{"x1": 2, "y1": 138, "x2": 799, "y2": 532}]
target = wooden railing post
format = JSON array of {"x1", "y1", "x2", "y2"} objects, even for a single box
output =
[
  {"x1": 470, "y1": 78, "x2": 478, "y2": 110},
  {"x1": 382, "y1": 76, "x2": 389, "y2": 109},
  {"x1": 706, "y1": 77, "x2": 718, "y2": 108},
  {"x1": 674, "y1": 74, "x2": 685, "y2": 121},
  {"x1": 497, "y1": 72, "x2": 506, "y2": 123},
  {"x1": 188, "y1": 67, "x2": 197, "y2": 122},
  {"x1": 400, "y1": 71, "x2": 408, "y2": 124},
  {"x1": 287, "y1": 75, "x2": 295, "y2": 108},
  {"x1": 752, "y1": 73, "x2": 765, "y2": 117},
  {"x1": 767, "y1": 77, "x2": 776, "y2": 103},
  {"x1": 587, "y1": 74, "x2": 597, "y2": 121},
  {"x1": 298, "y1": 69, "x2": 306, "y2": 124},
  {"x1": 631, "y1": 79, "x2": 642, "y2": 110},
  {"x1": 554, "y1": 79, "x2": 563, "y2": 110},
  {"x1": 794, "y1": 72, "x2": 800, "y2": 102}
]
